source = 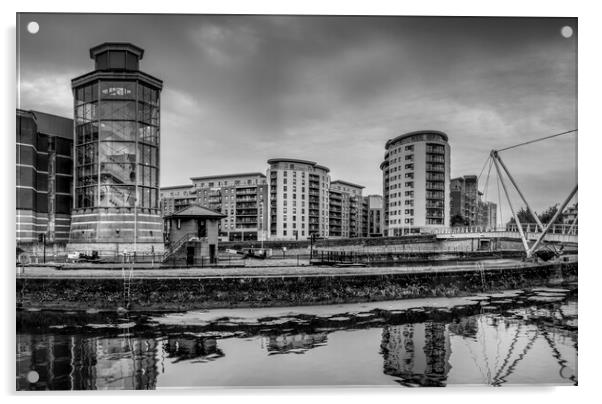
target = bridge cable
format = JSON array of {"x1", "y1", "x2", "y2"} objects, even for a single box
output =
[
  {"x1": 483, "y1": 158, "x2": 493, "y2": 205},
  {"x1": 497, "y1": 129, "x2": 577, "y2": 152},
  {"x1": 496, "y1": 170, "x2": 503, "y2": 228}
]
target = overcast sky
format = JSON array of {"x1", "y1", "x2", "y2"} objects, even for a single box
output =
[{"x1": 17, "y1": 14, "x2": 577, "y2": 223}]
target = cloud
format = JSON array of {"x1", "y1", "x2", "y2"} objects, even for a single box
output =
[
  {"x1": 18, "y1": 71, "x2": 77, "y2": 116},
  {"x1": 17, "y1": 14, "x2": 577, "y2": 217}
]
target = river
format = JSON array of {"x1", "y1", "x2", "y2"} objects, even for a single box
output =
[{"x1": 16, "y1": 289, "x2": 577, "y2": 389}]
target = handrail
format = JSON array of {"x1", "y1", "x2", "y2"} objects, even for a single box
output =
[{"x1": 163, "y1": 232, "x2": 197, "y2": 261}]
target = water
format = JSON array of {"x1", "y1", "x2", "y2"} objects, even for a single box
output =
[{"x1": 16, "y1": 292, "x2": 577, "y2": 389}]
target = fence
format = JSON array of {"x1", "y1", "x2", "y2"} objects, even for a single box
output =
[{"x1": 431, "y1": 223, "x2": 578, "y2": 236}]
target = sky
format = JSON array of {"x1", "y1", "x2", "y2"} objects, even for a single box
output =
[{"x1": 17, "y1": 14, "x2": 577, "y2": 223}]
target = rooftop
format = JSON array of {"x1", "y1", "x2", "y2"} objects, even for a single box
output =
[
  {"x1": 267, "y1": 158, "x2": 330, "y2": 173},
  {"x1": 89, "y1": 42, "x2": 144, "y2": 60},
  {"x1": 165, "y1": 204, "x2": 226, "y2": 219},
  {"x1": 331, "y1": 180, "x2": 365, "y2": 189},
  {"x1": 385, "y1": 130, "x2": 448, "y2": 149},
  {"x1": 190, "y1": 172, "x2": 266, "y2": 181}
]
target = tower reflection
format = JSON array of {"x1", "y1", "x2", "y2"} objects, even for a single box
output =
[
  {"x1": 16, "y1": 334, "x2": 159, "y2": 390},
  {"x1": 380, "y1": 322, "x2": 451, "y2": 387}
]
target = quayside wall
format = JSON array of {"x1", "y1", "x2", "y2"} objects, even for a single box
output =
[{"x1": 16, "y1": 262, "x2": 577, "y2": 312}]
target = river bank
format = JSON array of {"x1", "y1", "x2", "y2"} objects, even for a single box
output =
[{"x1": 16, "y1": 261, "x2": 577, "y2": 312}]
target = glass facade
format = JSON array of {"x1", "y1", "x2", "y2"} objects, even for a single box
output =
[{"x1": 74, "y1": 80, "x2": 160, "y2": 210}]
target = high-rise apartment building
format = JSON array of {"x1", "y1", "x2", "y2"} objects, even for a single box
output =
[
  {"x1": 364, "y1": 194, "x2": 384, "y2": 237},
  {"x1": 451, "y1": 175, "x2": 497, "y2": 228},
  {"x1": 17, "y1": 109, "x2": 73, "y2": 245},
  {"x1": 329, "y1": 180, "x2": 364, "y2": 238},
  {"x1": 450, "y1": 175, "x2": 478, "y2": 224},
  {"x1": 68, "y1": 42, "x2": 164, "y2": 254},
  {"x1": 477, "y1": 200, "x2": 498, "y2": 229},
  {"x1": 381, "y1": 130, "x2": 451, "y2": 235},
  {"x1": 267, "y1": 158, "x2": 330, "y2": 240}
]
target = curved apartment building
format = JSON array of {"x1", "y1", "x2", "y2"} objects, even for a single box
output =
[
  {"x1": 381, "y1": 130, "x2": 450, "y2": 235},
  {"x1": 267, "y1": 158, "x2": 330, "y2": 240}
]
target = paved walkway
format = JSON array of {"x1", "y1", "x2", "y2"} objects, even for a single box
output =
[{"x1": 16, "y1": 259, "x2": 546, "y2": 279}]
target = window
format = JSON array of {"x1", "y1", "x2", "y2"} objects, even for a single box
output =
[
  {"x1": 405, "y1": 145, "x2": 414, "y2": 151},
  {"x1": 405, "y1": 154, "x2": 414, "y2": 161},
  {"x1": 405, "y1": 164, "x2": 414, "y2": 170},
  {"x1": 405, "y1": 181, "x2": 414, "y2": 188}
]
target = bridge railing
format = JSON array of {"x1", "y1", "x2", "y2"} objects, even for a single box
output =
[
  {"x1": 431, "y1": 223, "x2": 578, "y2": 236},
  {"x1": 506, "y1": 223, "x2": 578, "y2": 235}
]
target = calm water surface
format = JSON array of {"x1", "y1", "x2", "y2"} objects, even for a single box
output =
[{"x1": 16, "y1": 294, "x2": 577, "y2": 389}]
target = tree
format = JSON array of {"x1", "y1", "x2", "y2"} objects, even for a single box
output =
[
  {"x1": 451, "y1": 214, "x2": 469, "y2": 227},
  {"x1": 506, "y1": 204, "x2": 565, "y2": 227}
]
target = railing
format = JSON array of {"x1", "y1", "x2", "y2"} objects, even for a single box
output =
[
  {"x1": 426, "y1": 165, "x2": 445, "y2": 172},
  {"x1": 430, "y1": 223, "x2": 578, "y2": 237},
  {"x1": 163, "y1": 232, "x2": 197, "y2": 261},
  {"x1": 507, "y1": 223, "x2": 578, "y2": 235}
]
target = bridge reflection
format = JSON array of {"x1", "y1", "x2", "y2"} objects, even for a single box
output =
[{"x1": 379, "y1": 302, "x2": 577, "y2": 386}]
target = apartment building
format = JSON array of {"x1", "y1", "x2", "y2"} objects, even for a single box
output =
[
  {"x1": 267, "y1": 158, "x2": 330, "y2": 240},
  {"x1": 381, "y1": 130, "x2": 451, "y2": 235},
  {"x1": 329, "y1": 180, "x2": 364, "y2": 238},
  {"x1": 159, "y1": 185, "x2": 196, "y2": 216},
  {"x1": 191, "y1": 173, "x2": 268, "y2": 241},
  {"x1": 450, "y1": 175, "x2": 478, "y2": 224},
  {"x1": 364, "y1": 194, "x2": 384, "y2": 237}
]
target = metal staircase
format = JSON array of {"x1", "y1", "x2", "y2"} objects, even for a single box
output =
[{"x1": 162, "y1": 232, "x2": 198, "y2": 262}]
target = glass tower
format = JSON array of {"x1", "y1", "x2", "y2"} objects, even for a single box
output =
[{"x1": 68, "y1": 43, "x2": 164, "y2": 255}]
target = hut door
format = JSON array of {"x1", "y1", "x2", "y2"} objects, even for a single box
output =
[
  {"x1": 209, "y1": 244, "x2": 216, "y2": 264},
  {"x1": 186, "y1": 247, "x2": 194, "y2": 265}
]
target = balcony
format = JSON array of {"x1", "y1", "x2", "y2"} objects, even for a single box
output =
[
  {"x1": 426, "y1": 182, "x2": 445, "y2": 190},
  {"x1": 236, "y1": 201, "x2": 258, "y2": 208},
  {"x1": 236, "y1": 190, "x2": 257, "y2": 196},
  {"x1": 426, "y1": 164, "x2": 445, "y2": 172},
  {"x1": 426, "y1": 156, "x2": 445, "y2": 163},
  {"x1": 236, "y1": 209, "x2": 258, "y2": 216},
  {"x1": 237, "y1": 218, "x2": 258, "y2": 224},
  {"x1": 426, "y1": 174, "x2": 445, "y2": 181},
  {"x1": 426, "y1": 146, "x2": 445, "y2": 154}
]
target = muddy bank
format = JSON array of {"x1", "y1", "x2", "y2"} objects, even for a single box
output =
[{"x1": 16, "y1": 262, "x2": 577, "y2": 312}]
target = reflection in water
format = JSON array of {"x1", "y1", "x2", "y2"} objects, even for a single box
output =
[
  {"x1": 16, "y1": 298, "x2": 577, "y2": 389},
  {"x1": 265, "y1": 333, "x2": 328, "y2": 355},
  {"x1": 16, "y1": 334, "x2": 159, "y2": 390},
  {"x1": 381, "y1": 322, "x2": 451, "y2": 386},
  {"x1": 164, "y1": 336, "x2": 224, "y2": 363}
]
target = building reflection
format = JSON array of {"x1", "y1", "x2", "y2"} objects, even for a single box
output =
[
  {"x1": 163, "y1": 336, "x2": 224, "y2": 363},
  {"x1": 448, "y1": 316, "x2": 479, "y2": 340},
  {"x1": 380, "y1": 322, "x2": 451, "y2": 386},
  {"x1": 16, "y1": 334, "x2": 159, "y2": 390},
  {"x1": 265, "y1": 332, "x2": 328, "y2": 355}
]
